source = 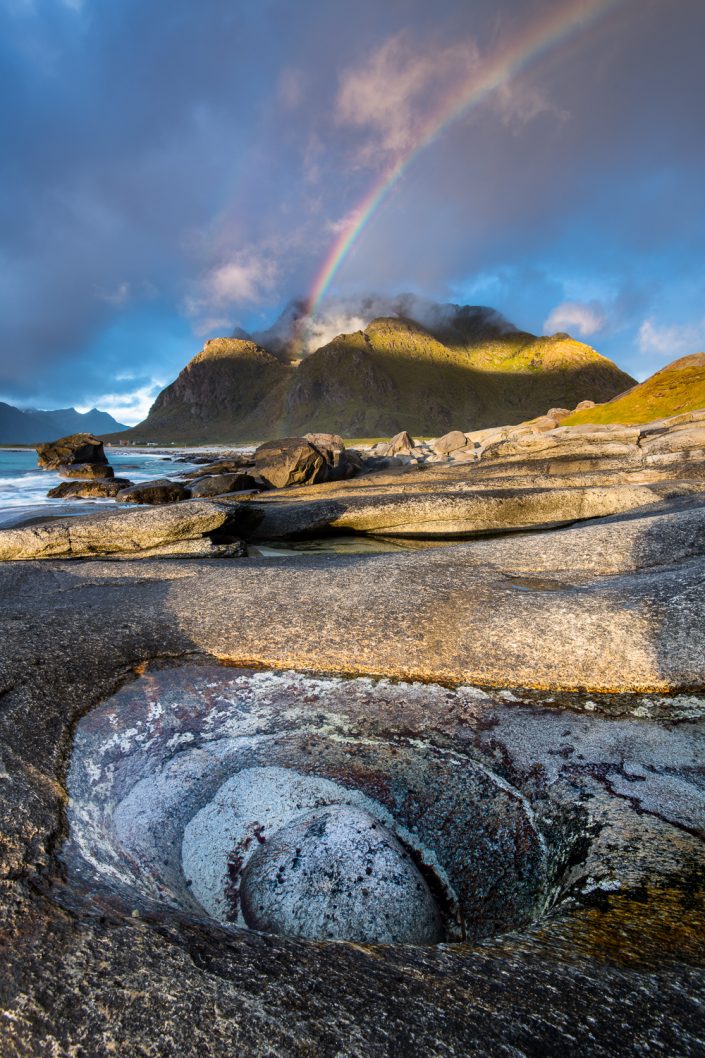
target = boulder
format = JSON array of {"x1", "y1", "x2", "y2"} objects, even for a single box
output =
[
  {"x1": 304, "y1": 432, "x2": 346, "y2": 451},
  {"x1": 304, "y1": 433, "x2": 356, "y2": 482},
  {"x1": 36, "y1": 433, "x2": 108, "y2": 469},
  {"x1": 58, "y1": 463, "x2": 115, "y2": 480},
  {"x1": 0, "y1": 500, "x2": 240, "y2": 560},
  {"x1": 574, "y1": 400, "x2": 596, "y2": 411},
  {"x1": 188, "y1": 472, "x2": 259, "y2": 498},
  {"x1": 345, "y1": 449, "x2": 365, "y2": 471},
  {"x1": 47, "y1": 478, "x2": 132, "y2": 499},
  {"x1": 546, "y1": 408, "x2": 572, "y2": 421},
  {"x1": 116, "y1": 479, "x2": 191, "y2": 505},
  {"x1": 255, "y1": 438, "x2": 328, "y2": 489},
  {"x1": 383, "y1": 431, "x2": 415, "y2": 456},
  {"x1": 179, "y1": 457, "x2": 255, "y2": 479},
  {"x1": 239, "y1": 804, "x2": 443, "y2": 944},
  {"x1": 433, "y1": 431, "x2": 469, "y2": 456}
]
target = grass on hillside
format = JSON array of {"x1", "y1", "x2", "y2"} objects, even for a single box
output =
[{"x1": 563, "y1": 355, "x2": 705, "y2": 426}]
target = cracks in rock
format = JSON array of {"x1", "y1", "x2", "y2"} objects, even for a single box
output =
[{"x1": 562, "y1": 760, "x2": 705, "y2": 843}]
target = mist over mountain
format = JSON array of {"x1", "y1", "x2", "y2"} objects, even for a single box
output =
[
  {"x1": 123, "y1": 299, "x2": 635, "y2": 443},
  {"x1": 0, "y1": 404, "x2": 127, "y2": 445},
  {"x1": 244, "y1": 295, "x2": 518, "y2": 363}
]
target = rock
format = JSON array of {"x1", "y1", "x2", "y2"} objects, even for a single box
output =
[
  {"x1": 546, "y1": 407, "x2": 572, "y2": 420},
  {"x1": 2, "y1": 497, "x2": 705, "y2": 1054},
  {"x1": 36, "y1": 433, "x2": 108, "y2": 469},
  {"x1": 345, "y1": 448, "x2": 365, "y2": 471},
  {"x1": 363, "y1": 455, "x2": 406, "y2": 472},
  {"x1": 448, "y1": 447, "x2": 478, "y2": 463},
  {"x1": 239, "y1": 805, "x2": 443, "y2": 944},
  {"x1": 179, "y1": 457, "x2": 255, "y2": 479},
  {"x1": 640, "y1": 425, "x2": 705, "y2": 457},
  {"x1": 255, "y1": 437, "x2": 328, "y2": 489},
  {"x1": 433, "y1": 431, "x2": 468, "y2": 456},
  {"x1": 116, "y1": 479, "x2": 191, "y2": 505},
  {"x1": 47, "y1": 478, "x2": 131, "y2": 499},
  {"x1": 188, "y1": 472, "x2": 259, "y2": 498},
  {"x1": 574, "y1": 400, "x2": 596, "y2": 411},
  {"x1": 244, "y1": 482, "x2": 667, "y2": 539},
  {"x1": 304, "y1": 433, "x2": 356, "y2": 481},
  {"x1": 0, "y1": 500, "x2": 237, "y2": 559},
  {"x1": 386, "y1": 431, "x2": 416, "y2": 456},
  {"x1": 304, "y1": 432, "x2": 346, "y2": 451},
  {"x1": 58, "y1": 463, "x2": 115, "y2": 480},
  {"x1": 529, "y1": 416, "x2": 562, "y2": 433},
  {"x1": 109, "y1": 538, "x2": 246, "y2": 560},
  {"x1": 480, "y1": 425, "x2": 641, "y2": 464}
]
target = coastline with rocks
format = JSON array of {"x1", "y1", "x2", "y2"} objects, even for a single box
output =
[
  {"x1": 2, "y1": 393, "x2": 705, "y2": 1055},
  {"x1": 4, "y1": 4, "x2": 705, "y2": 1050}
]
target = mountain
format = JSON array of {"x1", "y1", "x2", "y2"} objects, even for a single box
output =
[
  {"x1": 0, "y1": 403, "x2": 127, "y2": 444},
  {"x1": 130, "y1": 337, "x2": 290, "y2": 444},
  {"x1": 122, "y1": 304, "x2": 636, "y2": 443},
  {"x1": 564, "y1": 353, "x2": 705, "y2": 426}
]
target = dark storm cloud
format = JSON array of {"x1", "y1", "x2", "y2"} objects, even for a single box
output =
[{"x1": 1, "y1": 0, "x2": 705, "y2": 419}]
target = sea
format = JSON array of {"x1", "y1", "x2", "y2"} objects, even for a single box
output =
[{"x1": 0, "y1": 447, "x2": 201, "y2": 528}]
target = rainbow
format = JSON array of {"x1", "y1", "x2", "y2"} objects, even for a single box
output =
[{"x1": 304, "y1": 0, "x2": 624, "y2": 320}]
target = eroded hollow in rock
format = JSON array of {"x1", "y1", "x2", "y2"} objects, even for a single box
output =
[{"x1": 61, "y1": 665, "x2": 583, "y2": 946}]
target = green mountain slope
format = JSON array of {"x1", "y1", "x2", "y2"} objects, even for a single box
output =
[
  {"x1": 563, "y1": 353, "x2": 705, "y2": 426},
  {"x1": 122, "y1": 311, "x2": 635, "y2": 443}
]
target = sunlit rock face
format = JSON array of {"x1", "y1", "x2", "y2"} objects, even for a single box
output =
[{"x1": 61, "y1": 666, "x2": 565, "y2": 946}]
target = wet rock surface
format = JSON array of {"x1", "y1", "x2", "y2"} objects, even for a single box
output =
[
  {"x1": 47, "y1": 477, "x2": 132, "y2": 498},
  {"x1": 188, "y1": 471, "x2": 259, "y2": 497},
  {"x1": 58, "y1": 461, "x2": 115, "y2": 480},
  {"x1": 36, "y1": 431, "x2": 108, "y2": 469},
  {"x1": 116, "y1": 477, "x2": 191, "y2": 504}
]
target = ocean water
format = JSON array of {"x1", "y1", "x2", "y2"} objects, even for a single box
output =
[{"x1": 0, "y1": 448, "x2": 199, "y2": 527}]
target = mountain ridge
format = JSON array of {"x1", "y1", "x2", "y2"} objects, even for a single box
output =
[
  {"x1": 115, "y1": 303, "x2": 637, "y2": 443},
  {"x1": 0, "y1": 404, "x2": 128, "y2": 445}
]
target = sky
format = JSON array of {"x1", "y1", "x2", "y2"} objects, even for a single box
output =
[{"x1": 1, "y1": 0, "x2": 705, "y2": 424}]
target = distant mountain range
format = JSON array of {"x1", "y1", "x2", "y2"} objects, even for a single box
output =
[
  {"x1": 0, "y1": 403, "x2": 127, "y2": 445},
  {"x1": 116, "y1": 301, "x2": 636, "y2": 443}
]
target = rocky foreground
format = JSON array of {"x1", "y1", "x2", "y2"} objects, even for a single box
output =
[{"x1": 1, "y1": 410, "x2": 705, "y2": 1055}]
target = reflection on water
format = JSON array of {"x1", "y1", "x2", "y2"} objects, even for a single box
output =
[{"x1": 251, "y1": 535, "x2": 468, "y2": 557}]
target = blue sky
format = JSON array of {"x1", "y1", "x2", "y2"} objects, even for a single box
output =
[{"x1": 1, "y1": 0, "x2": 704, "y2": 423}]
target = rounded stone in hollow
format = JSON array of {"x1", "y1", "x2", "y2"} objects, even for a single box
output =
[{"x1": 239, "y1": 803, "x2": 444, "y2": 945}]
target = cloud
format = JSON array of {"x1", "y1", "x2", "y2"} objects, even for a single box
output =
[
  {"x1": 2, "y1": 0, "x2": 705, "y2": 407},
  {"x1": 335, "y1": 32, "x2": 480, "y2": 159},
  {"x1": 76, "y1": 379, "x2": 165, "y2": 426},
  {"x1": 206, "y1": 258, "x2": 276, "y2": 304},
  {"x1": 495, "y1": 77, "x2": 566, "y2": 128},
  {"x1": 252, "y1": 292, "x2": 515, "y2": 358},
  {"x1": 544, "y1": 300, "x2": 606, "y2": 337},
  {"x1": 186, "y1": 252, "x2": 278, "y2": 333},
  {"x1": 97, "y1": 281, "x2": 131, "y2": 306},
  {"x1": 638, "y1": 316, "x2": 705, "y2": 358}
]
